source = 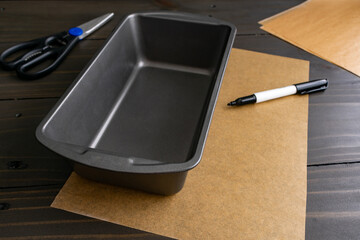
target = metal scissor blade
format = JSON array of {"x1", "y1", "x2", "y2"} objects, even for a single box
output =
[{"x1": 77, "y1": 13, "x2": 114, "y2": 40}]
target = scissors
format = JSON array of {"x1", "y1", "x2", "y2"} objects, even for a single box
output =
[{"x1": 0, "y1": 13, "x2": 114, "y2": 80}]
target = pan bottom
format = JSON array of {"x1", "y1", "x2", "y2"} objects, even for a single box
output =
[{"x1": 90, "y1": 62, "x2": 213, "y2": 164}]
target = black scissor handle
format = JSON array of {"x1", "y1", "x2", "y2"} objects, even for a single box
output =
[
  {"x1": 0, "y1": 32, "x2": 79, "y2": 80},
  {"x1": 0, "y1": 37, "x2": 46, "y2": 70},
  {"x1": 16, "y1": 35, "x2": 79, "y2": 80}
]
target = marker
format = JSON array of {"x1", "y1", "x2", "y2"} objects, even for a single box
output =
[{"x1": 227, "y1": 79, "x2": 328, "y2": 106}]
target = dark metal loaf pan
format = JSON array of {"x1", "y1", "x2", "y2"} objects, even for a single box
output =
[{"x1": 36, "y1": 12, "x2": 236, "y2": 195}]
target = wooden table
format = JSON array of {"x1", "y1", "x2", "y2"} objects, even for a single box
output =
[{"x1": 1, "y1": 1, "x2": 359, "y2": 239}]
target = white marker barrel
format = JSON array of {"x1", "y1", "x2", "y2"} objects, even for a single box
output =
[{"x1": 254, "y1": 85, "x2": 297, "y2": 103}]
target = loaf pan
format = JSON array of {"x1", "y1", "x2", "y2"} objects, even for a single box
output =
[{"x1": 36, "y1": 12, "x2": 236, "y2": 195}]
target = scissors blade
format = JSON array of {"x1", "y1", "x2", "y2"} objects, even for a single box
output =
[{"x1": 77, "y1": 13, "x2": 114, "y2": 40}]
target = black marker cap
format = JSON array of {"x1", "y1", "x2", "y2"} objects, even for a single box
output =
[{"x1": 295, "y1": 79, "x2": 328, "y2": 95}]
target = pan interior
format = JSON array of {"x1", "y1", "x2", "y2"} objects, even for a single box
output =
[{"x1": 42, "y1": 15, "x2": 231, "y2": 164}]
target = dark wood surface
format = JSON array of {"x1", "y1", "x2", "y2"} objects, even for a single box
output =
[{"x1": 1, "y1": 0, "x2": 359, "y2": 239}]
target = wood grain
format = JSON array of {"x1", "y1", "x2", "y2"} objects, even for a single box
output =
[
  {"x1": 0, "y1": 99, "x2": 71, "y2": 188},
  {"x1": 0, "y1": 0, "x2": 303, "y2": 42},
  {"x1": 306, "y1": 164, "x2": 360, "y2": 240},
  {"x1": 0, "y1": 186, "x2": 171, "y2": 239},
  {"x1": 1, "y1": 0, "x2": 360, "y2": 239}
]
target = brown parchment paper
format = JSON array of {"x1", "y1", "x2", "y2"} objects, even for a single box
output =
[
  {"x1": 260, "y1": 0, "x2": 360, "y2": 77},
  {"x1": 52, "y1": 49, "x2": 309, "y2": 240}
]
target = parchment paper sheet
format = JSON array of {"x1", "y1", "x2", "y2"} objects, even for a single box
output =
[
  {"x1": 52, "y1": 49, "x2": 309, "y2": 240},
  {"x1": 260, "y1": 0, "x2": 360, "y2": 77}
]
